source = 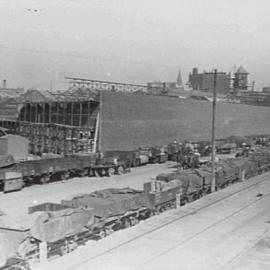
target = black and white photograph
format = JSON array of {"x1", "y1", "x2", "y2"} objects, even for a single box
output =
[{"x1": 0, "y1": 0, "x2": 270, "y2": 269}]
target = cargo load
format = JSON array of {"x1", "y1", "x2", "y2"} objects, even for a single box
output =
[
  {"x1": 62, "y1": 188, "x2": 147, "y2": 219},
  {"x1": 29, "y1": 203, "x2": 94, "y2": 243},
  {"x1": 0, "y1": 203, "x2": 94, "y2": 266}
]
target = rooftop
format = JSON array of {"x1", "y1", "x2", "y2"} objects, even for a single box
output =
[{"x1": 235, "y1": 65, "x2": 248, "y2": 74}]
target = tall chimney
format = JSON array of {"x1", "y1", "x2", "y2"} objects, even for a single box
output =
[{"x1": 3, "y1": 80, "x2": 6, "y2": 89}]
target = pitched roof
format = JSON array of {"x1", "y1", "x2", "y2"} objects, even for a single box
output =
[
  {"x1": 176, "y1": 69, "x2": 183, "y2": 87},
  {"x1": 235, "y1": 65, "x2": 248, "y2": 74}
]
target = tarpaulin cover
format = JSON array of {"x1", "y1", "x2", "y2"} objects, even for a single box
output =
[
  {"x1": 0, "y1": 229, "x2": 28, "y2": 268},
  {"x1": 64, "y1": 188, "x2": 147, "y2": 218},
  {"x1": 0, "y1": 212, "x2": 41, "y2": 231},
  {"x1": 0, "y1": 155, "x2": 15, "y2": 168},
  {"x1": 0, "y1": 232, "x2": 9, "y2": 267},
  {"x1": 30, "y1": 208, "x2": 94, "y2": 243}
]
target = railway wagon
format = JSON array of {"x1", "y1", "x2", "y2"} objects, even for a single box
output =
[
  {"x1": 0, "y1": 151, "x2": 134, "y2": 192},
  {"x1": 0, "y1": 203, "x2": 94, "y2": 269},
  {"x1": 16, "y1": 156, "x2": 86, "y2": 184},
  {"x1": 2, "y1": 146, "x2": 270, "y2": 268},
  {"x1": 61, "y1": 188, "x2": 150, "y2": 236}
]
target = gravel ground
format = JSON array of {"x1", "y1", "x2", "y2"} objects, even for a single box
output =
[{"x1": 0, "y1": 162, "x2": 176, "y2": 218}]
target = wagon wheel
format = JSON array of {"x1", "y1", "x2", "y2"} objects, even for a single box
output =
[
  {"x1": 160, "y1": 206, "x2": 166, "y2": 213},
  {"x1": 79, "y1": 168, "x2": 89, "y2": 177},
  {"x1": 40, "y1": 174, "x2": 50, "y2": 185},
  {"x1": 59, "y1": 243, "x2": 68, "y2": 256},
  {"x1": 88, "y1": 169, "x2": 94, "y2": 177},
  {"x1": 117, "y1": 166, "x2": 124, "y2": 175},
  {"x1": 130, "y1": 216, "x2": 139, "y2": 226},
  {"x1": 61, "y1": 171, "x2": 70, "y2": 181},
  {"x1": 107, "y1": 167, "x2": 115, "y2": 177},
  {"x1": 93, "y1": 169, "x2": 100, "y2": 177},
  {"x1": 122, "y1": 217, "x2": 131, "y2": 229},
  {"x1": 68, "y1": 240, "x2": 78, "y2": 252},
  {"x1": 98, "y1": 229, "x2": 106, "y2": 239},
  {"x1": 105, "y1": 227, "x2": 114, "y2": 236},
  {"x1": 134, "y1": 159, "x2": 140, "y2": 167}
]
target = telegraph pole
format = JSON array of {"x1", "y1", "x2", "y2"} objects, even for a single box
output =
[{"x1": 211, "y1": 69, "x2": 218, "y2": 193}]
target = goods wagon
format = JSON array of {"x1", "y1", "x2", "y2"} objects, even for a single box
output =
[
  {"x1": 0, "y1": 203, "x2": 94, "y2": 269},
  {"x1": 2, "y1": 145, "x2": 270, "y2": 268},
  {"x1": 0, "y1": 152, "x2": 133, "y2": 192}
]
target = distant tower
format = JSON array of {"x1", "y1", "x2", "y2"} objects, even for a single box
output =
[
  {"x1": 233, "y1": 66, "x2": 249, "y2": 90},
  {"x1": 176, "y1": 69, "x2": 184, "y2": 90}
]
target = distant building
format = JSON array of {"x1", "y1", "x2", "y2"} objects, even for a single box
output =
[
  {"x1": 147, "y1": 81, "x2": 177, "y2": 95},
  {"x1": 0, "y1": 81, "x2": 24, "y2": 99},
  {"x1": 233, "y1": 91, "x2": 270, "y2": 106},
  {"x1": 233, "y1": 66, "x2": 249, "y2": 90},
  {"x1": 188, "y1": 68, "x2": 231, "y2": 95},
  {"x1": 176, "y1": 69, "x2": 184, "y2": 91},
  {"x1": 262, "y1": 87, "x2": 270, "y2": 94},
  {"x1": 147, "y1": 70, "x2": 185, "y2": 96}
]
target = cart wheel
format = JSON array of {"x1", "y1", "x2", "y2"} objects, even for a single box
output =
[
  {"x1": 122, "y1": 217, "x2": 131, "y2": 229},
  {"x1": 79, "y1": 169, "x2": 88, "y2": 177},
  {"x1": 68, "y1": 240, "x2": 78, "y2": 252},
  {"x1": 99, "y1": 229, "x2": 106, "y2": 239},
  {"x1": 40, "y1": 174, "x2": 50, "y2": 185},
  {"x1": 105, "y1": 227, "x2": 114, "y2": 236},
  {"x1": 107, "y1": 167, "x2": 115, "y2": 177},
  {"x1": 93, "y1": 169, "x2": 100, "y2": 177},
  {"x1": 61, "y1": 172, "x2": 70, "y2": 181},
  {"x1": 130, "y1": 216, "x2": 139, "y2": 226},
  {"x1": 134, "y1": 159, "x2": 140, "y2": 167},
  {"x1": 59, "y1": 244, "x2": 68, "y2": 255},
  {"x1": 88, "y1": 169, "x2": 94, "y2": 177},
  {"x1": 117, "y1": 166, "x2": 124, "y2": 175}
]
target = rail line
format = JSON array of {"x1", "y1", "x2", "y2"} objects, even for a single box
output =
[{"x1": 64, "y1": 172, "x2": 270, "y2": 270}]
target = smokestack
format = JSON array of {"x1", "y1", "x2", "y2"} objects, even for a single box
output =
[{"x1": 2, "y1": 80, "x2": 6, "y2": 89}]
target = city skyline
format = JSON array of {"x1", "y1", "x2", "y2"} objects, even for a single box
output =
[{"x1": 0, "y1": 0, "x2": 269, "y2": 90}]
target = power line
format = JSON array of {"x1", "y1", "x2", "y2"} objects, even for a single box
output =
[{"x1": 0, "y1": 44, "x2": 185, "y2": 70}]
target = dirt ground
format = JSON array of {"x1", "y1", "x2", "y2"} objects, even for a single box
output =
[{"x1": 0, "y1": 162, "x2": 176, "y2": 218}]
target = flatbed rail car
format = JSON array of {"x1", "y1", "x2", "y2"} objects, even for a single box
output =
[
  {"x1": 15, "y1": 154, "x2": 97, "y2": 184},
  {"x1": 0, "y1": 153, "x2": 132, "y2": 191}
]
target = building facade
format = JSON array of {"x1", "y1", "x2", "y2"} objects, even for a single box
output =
[
  {"x1": 188, "y1": 68, "x2": 231, "y2": 95},
  {"x1": 233, "y1": 66, "x2": 249, "y2": 90}
]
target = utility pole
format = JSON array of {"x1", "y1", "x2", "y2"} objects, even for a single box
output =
[{"x1": 211, "y1": 69, "x2": 218, "y2": 193}]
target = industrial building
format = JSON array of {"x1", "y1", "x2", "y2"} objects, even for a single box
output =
[
  {"x1": 1, "y1": 77, "x2": 270, "y2": 156},
  {"x1": 188, "y1": 68, "x2": 231, "y2": 95},
  {"x1": 233, "y1": 66, "x2": 249, "y2": 90},
  {"x1": 147, "y1": 70, "x2": 185, "y2": 96}
]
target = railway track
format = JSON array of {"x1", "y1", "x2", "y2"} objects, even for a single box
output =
[{"x1": 33, "y1": 171, "x2": 270, "y2": 270}]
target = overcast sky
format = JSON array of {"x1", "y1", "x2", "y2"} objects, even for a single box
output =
[{"x1": 0, "y1": 0, "x2": 269, "y2": 90}]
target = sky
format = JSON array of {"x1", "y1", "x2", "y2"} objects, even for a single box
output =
[{"x1": 0, "y1": 0, "x2": 269, "y2": 90}]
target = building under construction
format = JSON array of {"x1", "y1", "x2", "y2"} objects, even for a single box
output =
[
  {"x1": 0, "y1": 78, "x2": 149, "y2": 155},
  {"x1": 1, "y1": 77, "x2": 270, "y2": 156}
]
